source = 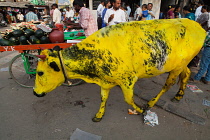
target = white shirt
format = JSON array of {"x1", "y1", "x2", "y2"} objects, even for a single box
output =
[
  {"x1": 17, "y1": 14, "x2": 24, "y2": 21},
  {"x1": 97, "y1": 4, "x2": 104, "y2": 17},
  {"x1": 134, "y1": 7, "x2": 142, "y2": 20},
  {"x1": 104, "y1": 8, "x2": 126, "y2": 26},
  {"x1": 53, "y1": 8, "x2": 61, "y2": 24},
  {"x1": 66, "y1": 10, "x2": 74, "y2": 18},
  {"x1": 195, "y1": 6, "x2": 202, "y2": 21},
  {"x1": 126, "y1": 6, "x2": 131, "y2": 16}
]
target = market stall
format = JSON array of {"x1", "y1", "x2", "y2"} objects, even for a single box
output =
[{"x1": 0, "y1": 21, "x2": 86, "y2": 87}]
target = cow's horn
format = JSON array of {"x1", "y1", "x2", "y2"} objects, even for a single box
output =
[{"x1": 35, "y1": 55, "x2": 46, "y2": 60}]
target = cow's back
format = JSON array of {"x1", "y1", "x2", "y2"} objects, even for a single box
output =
[{"x1": 65, "y1": 19, "x2": 206, "y2": 82}]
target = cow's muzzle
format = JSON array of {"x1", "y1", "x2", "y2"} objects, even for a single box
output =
[{"x1": 33, "y1": 90, "x2": 46, "y2": 97}]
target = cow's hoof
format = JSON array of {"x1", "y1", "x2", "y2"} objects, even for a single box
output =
[
  {"x1": 142, "y1": 104, "x2": 150, "y2": 116},
  {"x1": 171, "y1": 98, "x2": 180, "y2": 103},
  {"x1": 92, "y1": 117, "x2": 102, "y2": 122},
  {"x1": 143, "y1": 104, "x2": 151, "y2": 110},
  {"x1": 142, "y1": 109, "x2": 147, "y2": 116}
]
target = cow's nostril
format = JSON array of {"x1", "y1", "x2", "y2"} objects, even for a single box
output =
[{"x1": 38, "y1": 72, "x2": 44, "y2": 76}]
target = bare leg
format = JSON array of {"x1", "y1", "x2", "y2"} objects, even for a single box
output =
[
  {"x1": 147, "y1": 69, "x2": 183, "y2": 108},
  {"x1": 92, "y1": 87, "x2": 110, "y2": 122},
  {"x1": 172, "y1": 67, "x2": 191, "y2": 102}
]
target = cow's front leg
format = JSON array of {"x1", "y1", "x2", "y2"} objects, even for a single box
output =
[
  {"x1": 92, "y1": 87, "x2": 110, "y2": 122},
  {"x1": 121, "y1": 86, "x2": 144, "y2": 114}
]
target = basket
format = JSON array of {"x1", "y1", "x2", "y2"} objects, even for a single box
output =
[{"x1": 64, "y1": 31, "x2": 86, "y2": 40}]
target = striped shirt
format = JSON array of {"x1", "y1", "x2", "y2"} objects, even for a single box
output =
[
  {"x1": 25, "y1": 12, "x2": 38, "y2": 22},
  {"x1": 204, "y1": 32, "x2": 210, "y2": 47}
]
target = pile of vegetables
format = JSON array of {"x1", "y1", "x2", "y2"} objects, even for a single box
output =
[{"x1": 0, "y1": 23, "x2": 52, "y2": 46}]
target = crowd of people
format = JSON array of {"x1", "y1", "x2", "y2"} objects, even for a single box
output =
[
  {"x1": 0, "y1": 6, "x2": 43, "y2": 24},
  {"x1": 159, "y1": 1, "x2": 210, "y2": 32}
]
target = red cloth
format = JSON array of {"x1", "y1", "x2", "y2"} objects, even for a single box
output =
[
  {"x1": 167, "y1": 10, "x2": 174, "y2": 19},
  {"x1": 79, "y1": 7, "x2": 98, "y2": 37}
]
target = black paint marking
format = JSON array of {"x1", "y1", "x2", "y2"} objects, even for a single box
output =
[
  {"x1": 61, "y1": 45, "x2": 118, "y2": 83},
  {"x1": 49, "y1": 62, "x2": 60, "y2": 72},
  {"x1": 143, "y1": 30, "x2": 172, "y2": 71}
]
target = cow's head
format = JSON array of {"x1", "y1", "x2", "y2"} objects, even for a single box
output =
[{"x1": 33, "y1": 49, "x2": 65, "y2": 97}]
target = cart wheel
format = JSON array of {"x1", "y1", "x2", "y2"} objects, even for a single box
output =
[
  {"x1": 9, "y1": 54, "x2": 38, "y2": 88},
  {"x1": 62, "y1": 79, "x2": 84, "y2": 86}
]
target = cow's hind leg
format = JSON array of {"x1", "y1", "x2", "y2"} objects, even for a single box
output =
[
  {"x1": 172, "y1": 67, "x2": 191, "y2": 102},
  {"x1": 146, "y1": 69, "x2": 183, "y2": 109},
  {"x1": 92, "y1": 87, "x2": 110, "y2": 122},
  {"x1": 121, "y1": 86, "x2": 144, "y2": 114}
]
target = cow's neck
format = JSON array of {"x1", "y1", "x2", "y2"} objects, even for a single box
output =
[{"x1": 61, "y1": 44, "x2": 94, "y2": 79}]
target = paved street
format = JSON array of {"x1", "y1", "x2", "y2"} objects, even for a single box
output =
[{"x1": 0, "y1": 46, "x2": 210, "y2": 140}]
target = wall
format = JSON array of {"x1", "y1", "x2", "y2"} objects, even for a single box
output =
[
  {"x1": 90, "y1": 10, "x2": 97, "y2": 25},
  {"x1": 142, "y1": 0, "x2": 161, "y2": 19}
]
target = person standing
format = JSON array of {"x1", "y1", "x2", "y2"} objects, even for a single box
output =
[
  {"x1": 0, "y1": 9, "x2": 3, "y2": 21},
  {"x1": 101, "y1": 1, "x2": 111, "y2": 28},
  {"x1": 207, "y1": 6, "x2": 210, "y2": 31},
  {"x1": 35, "y1": 9, "x2": 41, "y2": 20},
  {"x1": 104, "y1": 0, "x2": 126, "y2": 26},
  {"x1": 69, "y1": 0, "x2": 98, "y2": 37},
  {"x1": 125, "y1": 3, "x2": 131, "y2": 18},
  {"x1": 146, "y1": 3, "x2": 155, "y2": 20},
  {"x1": 183, "y1": 6, "x2": 195, "y2": 21},
  {"x1": 134, "y1": 3, "x2": 142, "y2": 21},
  {"x1": 25, "y1": 5, "x2": 38, "y2": 22},
  {"x1": 174, "y1": 5, "x2": 181, "y2": 18},
  {"x1": 97, "y1": 0, "x2": 105, "y2": 29},
  {"x1": 167, "y1": 5, "x2": 175, "y2": 19},
  {"x1": 11, "y1": 11, "x2": 17, "y2": 23},
  {"x1": 195, "y1": 1, "x2": 204, "y2": 21},
  {"x1": 192, "y1": 31, "x2": 210, "y2": 84},
  {"x1": 60, "y1": 9, "x2": 65, "y2": 22},
  {"x1": 141, "y1": 4, "x2": 149, "y2": 21},
  {"x1": 50, "y1": 5, "x2": 54, "y2": 18},
  {"x1": 7, "y1": 8, "x2": 13, "y2": 24},
  {"x1": 17, "y1": 12, "x2": 24, "y2": 22},
  {"x1": 50, "y1": 6, "x2": 54, "y2": 25},
  {"x1": 196, "y1": 5, "x2": 209, "y2": 30},
  {"x1": 52, "y1": 3, "x2": 61, "y2": 25},
  {"x1": 65, "y1": 7, "x2": 74, "y2": 20},
  {"x1": 97, "y1": 0, "x2": 105, "y2": 17},
  {"x1": 120, "y1": 6, "x2": 129, "y2": 22}
]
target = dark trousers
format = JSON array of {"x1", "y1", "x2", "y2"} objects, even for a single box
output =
[{"x1": 97, "y1": 17, "x2": 102, "y2": 30}]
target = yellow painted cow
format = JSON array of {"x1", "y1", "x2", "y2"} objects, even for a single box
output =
[{"x1": 33, "y1": 19, "x2": 206, "y2": 122}]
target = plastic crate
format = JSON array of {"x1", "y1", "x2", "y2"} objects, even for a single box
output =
[{"x1": 64, "y1": 31, "x2": 86, "y2": 40}]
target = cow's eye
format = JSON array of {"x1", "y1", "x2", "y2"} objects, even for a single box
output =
[{"x1": 38, "y1": 72, "x2": 44, "y2": 76}]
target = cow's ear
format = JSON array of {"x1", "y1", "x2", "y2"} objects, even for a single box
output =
[
  {"x1": 49, "y1": 62, "x2": 60, "y2": 72},
  {"x1": 53, "y1": 46, "x2": 62, "y2": 51}
]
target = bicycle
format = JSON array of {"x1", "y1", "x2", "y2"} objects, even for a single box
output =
[{"x1": 0, "y1": 43, "x2": 83, "y2": 88}]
